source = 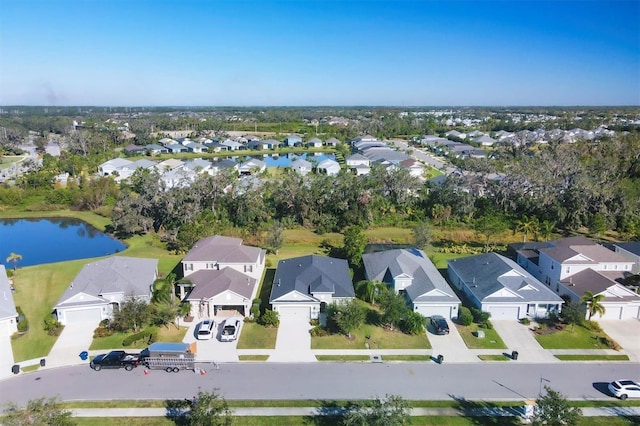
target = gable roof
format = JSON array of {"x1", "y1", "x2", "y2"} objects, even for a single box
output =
[
  {"x1": 362, "y1": 248, "x2": 459, "y2": 303},
  {"x1": 183, "y1": 235, "x2": 263, "y2": 264},
  {"x1": 560, "y1": 268, "x2": 640, "y2": 300},
  {"x1": 55, "y1": 257, "x2": 158, "y2": 307},
  {"x1": 185, "y1": 267, "x2": 256, "y2": 300},
  {"x1": 270, "y1": 255, "x2": 354, "y2": 302},
  {"x1": 448, "y1": 253, "x2": 563, "y2": 304},
  {"x1": 0, "y1": 265, "x2": 18, "y2": 320}
]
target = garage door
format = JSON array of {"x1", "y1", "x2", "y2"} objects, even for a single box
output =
[
  {"x1": 63, "y1": 308, "x2": 102, "y2": 324},
  {"x1": 622, "y1": 306, "x2": 640, "y2": 319},
  {"x1": 486, "y1": 306, "x2": 520, "y2": 320},
  {"x1": 415, "y1": 305, "x2": 452, "y2": 319},
  {"x1": 277, "y1": 306, "x2": 311, "y2": 321},
  {"x1": 599, "y1": 306, "x2": 622, "y2": 320}
]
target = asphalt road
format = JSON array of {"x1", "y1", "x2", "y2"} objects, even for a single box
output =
[{"x1": 1, "y1": 362, "x2": 638, "y2": 405}]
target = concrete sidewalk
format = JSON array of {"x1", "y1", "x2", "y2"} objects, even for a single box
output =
[{"x1": 69, "y1": 406, "x2": 640, "y2": 418}]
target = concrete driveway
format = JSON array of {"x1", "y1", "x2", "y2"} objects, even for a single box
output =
[
  {"x1": 598, "y1": 319, "x2": 640, "y2": 362},
  {"x1": 269, "y1": 317, "x2": 316, "y2": 362},
  {"x1": 491, "y1": 321, "x2": 557, "y2": 363},
  {"x1": 428, "y1": 320, "x2": 478, "y2": 362},
  {"x1": 183, "y1": 318, "x2": 239, "y2": 363},
  {"x1": 46, "y1": 320, "x2": 100, "y2": 368}
]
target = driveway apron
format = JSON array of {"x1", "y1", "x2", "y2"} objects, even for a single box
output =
[
  {"x1": 491, "y1": 320, "x2": 557, "y2": 363},
  {"x1": 598, "y1": 319, "x2": 640, "y2": 362},
  {"x1": 46, "y1": 320, "x2": 100, "y2": 368},
  {"x1": 269, "y1": 317, "x2": 316, "y2": 362}
]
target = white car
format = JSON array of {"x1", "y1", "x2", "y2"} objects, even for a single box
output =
[
  {"x1": 220, "y1": 318, "x2": 241, "y2": 342},
  {"x1": 608, "y1": 380, "x2": 640, "y2": 400},
  {"x1": 196, "y1": 319, "x2": 216, "y2": 340}
]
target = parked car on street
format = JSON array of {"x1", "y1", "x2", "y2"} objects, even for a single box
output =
[
  {"x1": 220, "y1": 318, "x2": 241, "y2": 342},
  {"x1": 196, "y1": 319, "x2": 216, "y2": 340},
  {"x1": 608, "y1": 380, "x2": 640, "y2": 400},
  {"x1": 430, "y1": 315, "x2": 450, "y2": 335},
  {"x1": 90, "y1": 350, "x2": 140, "y2": 371}
]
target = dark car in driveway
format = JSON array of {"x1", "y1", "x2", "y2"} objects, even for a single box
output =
[{"x1": 430, "y1": 315, "x2": 450, "y2": 335}]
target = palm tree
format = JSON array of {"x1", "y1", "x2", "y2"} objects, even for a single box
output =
[
  {"x1": 6, "y1": 252, "x2": 22, "y2": 272},
  {"x1": 355, "y1": 280, "x2": 387, "y2": 305},
  {"x1": 539, "y1": 220, "x2": 556, "y2": 242},
  {"x1": 513, "y1": 216, "x2": 539, "y2": 243},
  {"x1": 579, "y1": 291, "x2": 606, "y2": 320}
]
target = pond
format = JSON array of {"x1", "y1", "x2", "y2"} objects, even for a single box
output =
[{"x1": 0, "y1": 217, "x2": 127, "y2": 268}]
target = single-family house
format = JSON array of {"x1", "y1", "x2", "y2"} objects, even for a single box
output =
[
  {"x1": 246, "y1": 140, "x2": 270, "y2": 150},
  {"x1": 325, "y1": 137, "x2": 340, "y2": 147},
  {"x1": 0, "y1": 266, "x2": 18, "y2": 337},
  {"x1": 445, "y1": 130, "x2": 467, "y2": 139},
  {"x1": 291, "y1": 158, "x2": 313, "y2": 176},
  {"x1": 210, "y1": 158, "x2": 238, "y2": 175},
  {"x1": 350, "y1": 134, "x2": 378, "y2": 146},
  {"x1": 474, "y1": 135, "x2": 497, "y2": 146},
  {"x1": 155, "y1": 158, "x2": 184, "y2": 172},
  {"x1": 363, "y1": 248, "x2": 460, "y2": 318},
  {"x1": 238, "y1": 158, "x2": 266, "y2": 175},
  {"x1": 269, "y1": 255, "x2": 355, "y2": 321},
  {"x1": 165, "y1": 143, "x2": 189, "y2": 154},
  {"x1": 346, "y1": 154, "x2": 370, "y2": 168},
  {"x1": 184, "y1": 267, "x2": 258, "y2": 318},
  {"x1": 400, "y1": 158, "x2": 425, "y2": 178},
  {"x1": 185, "y1": 142, "x2": 207, "y2": 153},
  {"x1": 145, "y1": 144, "x2": 168, "y2": 155},
  {"x1": 316, "y1": 158, "x2": 341, "y2": 176},
  {"x1": 180, "y1": 235, "x2": 265, "y2": 296},
  {"x1": 98, "y1": 158, "x2": 132, "y2": 176},
  {"x1": 161, "y1": 166, "x2": 197, "y2": 189},
  {"x1": 54, "y1": 257, "x2": 158, "y2": 325},
  {"x1": 307, "y1": 138, "x2": 323, "y2": 148},
  {"x1": 516, "y1": 237, "x2": 639, "y2": 319},
  {"x1": 123, "y1": 144, "x2": 145, "y2": 156},
  {"x1": 613, "y1": 242, "x2": 640, "y2": 274},
  {"x1": 263, "y1": 139, "x2": 283, "y2": 149},
  {"x1": 220, "y1": 139, "x2": 245, "y2": 151},
  {"x1": 285, "y1": 135, "x2": 303, "y2": 147},
  {"x1": 447, "y1": 253, "x2": 564, "y2": 320},
  {"x1": 183, "y1": 158, "x2": 213, "y2": 175}
]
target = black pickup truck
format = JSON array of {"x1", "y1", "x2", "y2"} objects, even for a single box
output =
[{"x1": 90, "y1": 350, "x2": 141, "y2": 371}]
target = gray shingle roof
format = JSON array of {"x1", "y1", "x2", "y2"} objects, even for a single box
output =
[
  {"x1": 185, "y1": 267, "x2": 256, "y2": 300},
  {"x1": 183, "y1": 236, "x2": 263, "y2": 264},
  {"x1": 0, "y1": 265, "x2": 18, "y2": 320},
  {"x1": 448, "y1": 253, "x2": 563, "y2": 304},
  {"x1": 362, "y1": 248, "x2": 459, "y2": 303},
  {"x1": 55, "y1": 257, "x2": 158, "y2": 307},
  {"x1": 270, "y1": 255, "x2": 354, "y2": 302}
]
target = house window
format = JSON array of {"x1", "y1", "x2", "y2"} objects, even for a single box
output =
[{"x1": 565, "y1": 267, "x2": 570, "y2": 274}]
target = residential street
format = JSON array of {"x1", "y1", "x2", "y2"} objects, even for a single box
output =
[{"x1": 1, "y1": 362, "x2": 637, "y2": 405}]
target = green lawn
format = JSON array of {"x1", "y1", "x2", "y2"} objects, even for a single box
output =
[
  {"x1": 554, "y1": 354, "x2": 629, "y2": 361},
  {"x1": 534, "y1": 324, "x2": 615, "y2": 349},
  {"x1": 312, "y1": 325, "x2": 430, "y2": 350},
  {"x1": 455, "y1": 324, "x2": 507, "y2": 350},
  {"x1": 478, "y1": 354, "x2": 511, "y2": 361},
  {"x1": 382, "y1": 355, "x2": 432, "y2": 361},
  {"x1": 237, "y1": 323, "x2": 278, "y2": 349},
  {"x1": 239, "y1": 355, "x2": 270, "y2": 361},
  {"x1": 315, "y1": 355, "x2": 370, "y2": 361}
]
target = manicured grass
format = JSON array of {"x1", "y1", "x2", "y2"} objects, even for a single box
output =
[
  {"x1": 239, "y1": 355, "x2": 270, "y2": 361},
  {"x1": 456, "y1": 324, "x2": 507, "y2": 350},
  {"x1": 382, "y1": 355, "x2": 432, "y2": 361},
  {"x1": 534, "y1": 324, "x2": 614, "y2": 350},
  {"x1": 312, "y1": 325, "x2": 430, "y2": 350},
  {"x1": 20, "y1": 364, "x2": 40, "y2": 372},
  {"x1": 315, "y1": 355, "x2": 370, "y2": 361},
  {"x1": 478, "y1": 354, "x2": 511, "y2": 361},
  {"x1": 90, "y1": 326, "x2": 187, "y2": 350},
  {"x1": 237, "y1": 322, "x2": 278, "y2": 349},
  {"x1": 554, "y1": 354, "x2": 630, "y2": 361},
  {"x1": 74, "y1": 419, "x2": 174, "y2": 426}
]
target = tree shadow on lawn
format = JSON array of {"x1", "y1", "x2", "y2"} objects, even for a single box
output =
[
  {"x1": 449, "y1": 395, "x2": 522, "y2": 426},
  {"x1": 365, "y1": 309, "x2": 382, "y2": 326},
  {"x1": 164, "y1": 398, "x2": 191, "y2": 425},
  {"x1": 303, "y1": 400, "x2": 345, "y2": 425}
]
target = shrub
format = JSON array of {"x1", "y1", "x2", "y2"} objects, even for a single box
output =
[
  {"x1": 43, "y1": 317, "x2": 63, "y2": 336},
  {"x1": 93, "y1": 326, "x2": 113, "y2": 338},
  {"x1": 16, "y1": 306, "x2": 28, "y2": 333},
  {"x1": 520, "y1": 317, "x2": 531, "y2": 325},
  {"x1": 122, "y1": 330, "x2": 147, "y2": 346},
  {"x1": 600, "y1": 336, "x2": 622, "y2": 351},
  {"x1": 471, "y1": 308, "x2": 491, "y2": 323},
  {"x1": 99, "y1": 318, "x2": 110, "y2": 328},
  {"x1": 479, "y1": 320, "x2": 493, "y2": 330},
  {"x1": 258, "y1": 309, "x2": 280, "y2": 328},
  {"x1": 309, "y1": 325, "x2": 329, "y2": 337},
  {"x1": 250, "y1": 304, "x2": 260, "y2": 319},
  {"x1": 582, "y1": 320, "x2": 602, "y2": 332},
  {"x1": 458, "y1": 306, "x2": 473, "y2": 326}
]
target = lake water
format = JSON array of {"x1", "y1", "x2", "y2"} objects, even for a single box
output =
[{"x1": 0, "y1": 217, "x2": 127, "y2": 268}]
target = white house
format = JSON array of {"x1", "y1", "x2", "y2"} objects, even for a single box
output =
[
  {"x1": 316, "y1": 158, "x2": 341, "y2": 176},
  {"x1": 291, "y1": 158, "x2": 313, "y2": 176},
  {"x1": 0, "y1": 266, "x2": 18, "y2": 337},
  {"x1": 185, "y1": 267, "x2": 258, "y2": 318},
  {"x1": 54, "y1": 257, "x2": 158, "y2": 325}
]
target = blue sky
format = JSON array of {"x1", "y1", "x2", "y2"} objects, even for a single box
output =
[{"x1": 0, "y1": 0, "x2": 638, "y2": 106}]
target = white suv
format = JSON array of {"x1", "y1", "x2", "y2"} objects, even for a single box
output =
[
  {"x1": 220, "y1": 318, "x2": 241, "y2": 342},
  {"x1": 196, "y1": 319, "x2": 216, "y2": 340},
  {"x1": 609, "y1": 380, "x2": 640, "y2": 400}
]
